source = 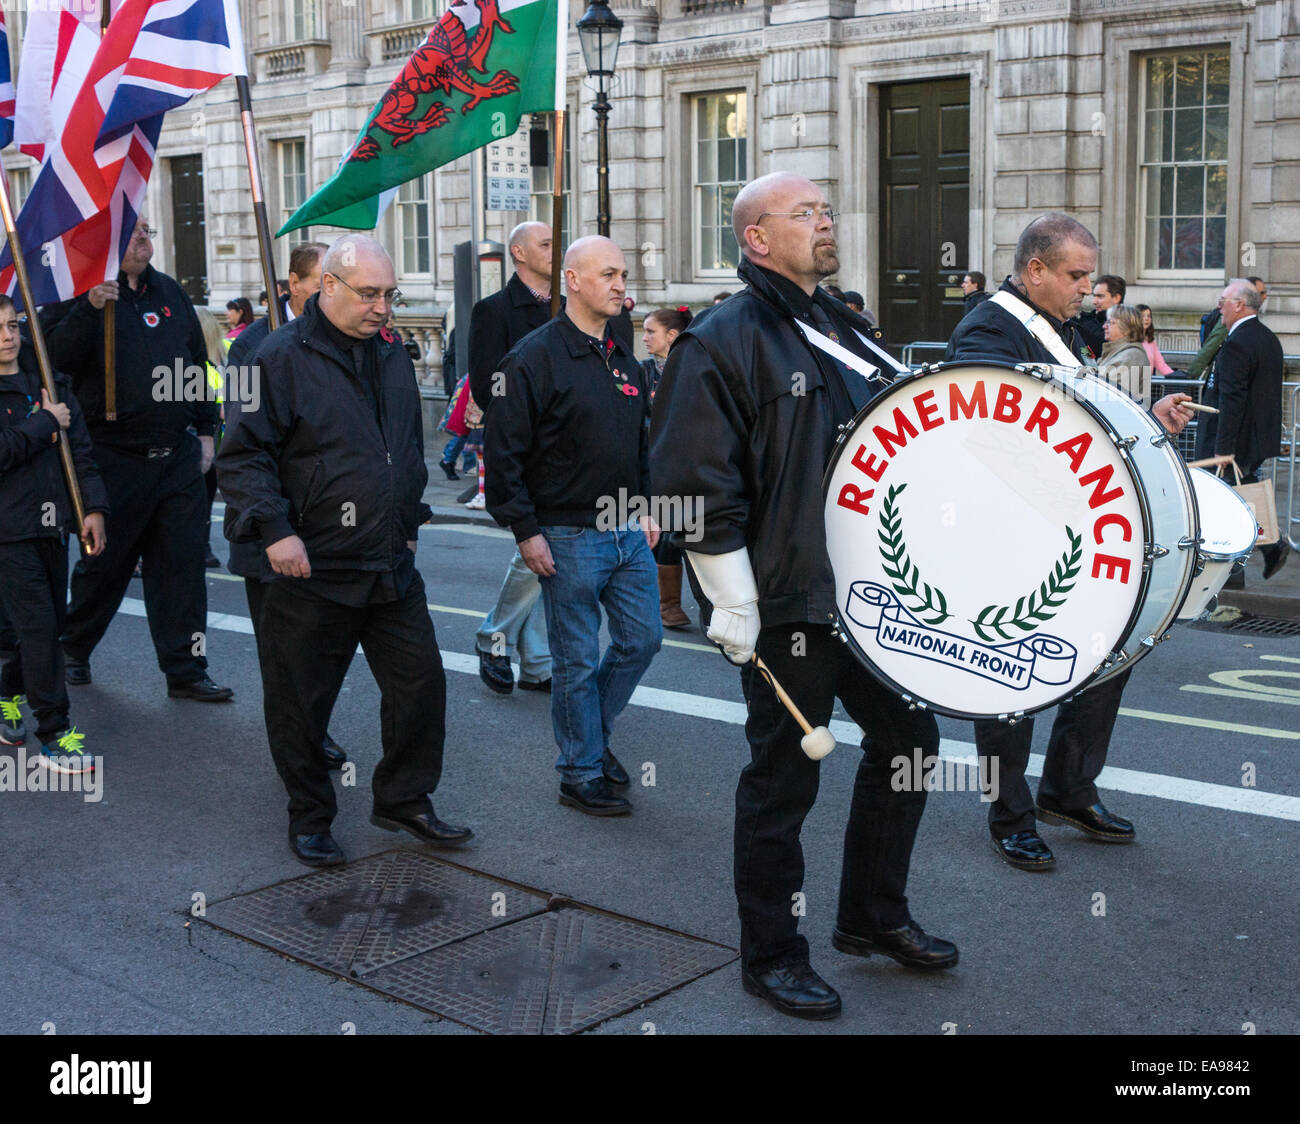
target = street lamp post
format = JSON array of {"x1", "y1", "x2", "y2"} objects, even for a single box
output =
[{"x1": 576, "y1": 1, "x2": 623, "y2": 238}]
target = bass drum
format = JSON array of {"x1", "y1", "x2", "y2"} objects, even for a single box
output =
[{"x1": 822, "y1": 361, "x2": 1192, "y2": 720}]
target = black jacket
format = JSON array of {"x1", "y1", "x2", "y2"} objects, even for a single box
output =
[
  {"x1": 1200, "y1": 316, "x2": 1284, "y2": 469},
  {"x1": 40, "y1": 264, "x2": 217, "y2": 452},
  {"x1": 963, "y1": 289, "x2": 991, "y2": 313},
  {"x1": 0, "y1": 346, "x2": 109, "y2": 544},
  {"x1": 216, "y1": 295, "x2": 430, "y2": 572},
  {"x1": 226, "y1": 313, "x2": 275, "y2": 370},
  {"x1": 486, "y1": 314, "x2": 649, "y2": 543},
  {"x1": 946, "y1": 278, "x2": 1089, "y2": 365},
  {"x1": 222, "y1": 312, "x2": 280, "y2": 580},
  {"x1": 1200, "y1": 308, "x2": 1222, "y2": 345},
  {"x1": 468, "y1": 274, "x2": 559, "y2": 412},
  {"x1": 649, "y1": 257, "x2": 889, "y2": 629},
  {"x1": 1073, "y1": 308, "x2": 1105, "y2": 359}
]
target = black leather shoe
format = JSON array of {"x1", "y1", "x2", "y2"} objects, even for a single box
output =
[
  {"x1": 559, "y1": 776, "x2": 631, "y2": 816},
  {"x1": 290, "y1": 831, "x2": 345, "y2": 867},
  {"x1": 439, "y1": 460, "x2": 460, "y2": 481},
  {"x1": 741, "y1": 963, "x2": 841, "y2": 1020},
  {"x1": 1263, "y1": 540, "x2": 1290, "y2": 580},
  {"x1": 478, "y1": 651, "x2": 514, "y2": 694},
  {"x1": 1223, "y1": 566, "x2": 1245, "y2": 590},
  {"x1": 1037, "y1": 798, "x2": 1135, "y2": 842},
  {"x1": 167, "y1": 674, "x2": 234, "y2": 702},
  {"x1": 64, "y1": 659, "x2": 91, "y2": 686},
  {"x1": 205, "y1": 550, "x2": 221, "y2": 568},
  {"x1": 602, "y1": 749, "x2": 630, "y2": 787},
  {"x1": 991, "y1": 829, "x2": 1056, "y2": 870},
  {"x1": 323, "y1": 734, "x2": 346, "y2": 770},
  {"x1": 517, "y1": 677, "x2": 551, "y2": 693},
  {"x1": 370, "y1": 808, "x2": 473, "y2": 845},
  {"x1": 832, "y1": 920, "x2": 958, "y2": 970}
]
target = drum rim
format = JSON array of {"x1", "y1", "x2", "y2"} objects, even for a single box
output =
[
  {"x1": 1186, "y1": 466, "x2": 1259, "y2": 563},
  {"x1": 822, "y1": 359, "x2": 1156, "y2": 720}
]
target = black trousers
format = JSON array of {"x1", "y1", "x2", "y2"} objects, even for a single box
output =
[
  {"x1": 973, "y1": 667, "x2": 1132, "y2": 837},
  {"x1": 62, "y1": 440, "x2": 209, "y2": 685},
  {"x1": 735, "y1": 623, "x2": 939, "y2": 973},
  {"x1": 0, "y1": 538, "x2": 70, "y2": 743},
  {"x1": 257, "y1": 573, "x2": 446, "y2": 834}
]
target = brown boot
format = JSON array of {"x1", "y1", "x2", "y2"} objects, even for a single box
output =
[{"x1": 658, "y1": 564, "x2": 691, "y2": 630}]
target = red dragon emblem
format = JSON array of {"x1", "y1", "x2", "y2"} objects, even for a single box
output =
[{"x1": 352, "y1": 0, "x2": 519, "y2": 160}]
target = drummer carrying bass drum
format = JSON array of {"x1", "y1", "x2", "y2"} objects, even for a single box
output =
[
  {"x1": 651, "y1": 172, "x2": 956, "y2": 1022},
  {"x1": 945, "y1": 213, "x2": 1195, "y2": 871}
]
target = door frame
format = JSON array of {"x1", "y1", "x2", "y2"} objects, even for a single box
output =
[{"x1": 843, "y1": 52, "x2": 990, "y2": 327}]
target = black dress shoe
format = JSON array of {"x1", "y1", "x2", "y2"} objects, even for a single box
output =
[
  {"x1": 64, "y1": 659, "x2": 92, "y2": 687},
  {"x1": 290, "y1": 831, "x2": 345, "y2": 867},
  {"x1": 439, "y1": 460, "x2": 460, "y2": 481},
  {"x1": 559, "y1": 776, "x2": 632, "y2": 816},
  {"x1": 832, "y1": 920, "x2": 958, "y2": 970},
  {"x1": 323, "y1": 734, "x2": 347, "y2": 770},
  {"x1": 741, "y1": 963, "x2": 841, "y2": 1020},
  {"x1": 478, "y1": 651, "x2": 514, "y2": 694},
  {"x1": 205, "y1": 550, "x2": 221, "y2": 568},
  {"x1": 167, "y1": 674, "x2": 234, "y2": 702},
  {"x1": 1263, "y1": 539, "x2": 1290, "y2": 580},
  {"x1": 370, "y1": 808, "x2": 473, "y2": 845},
  {"x1": 992, "y1": 829, "x2": 1056, "y2": 870},
  {"x1": 602, "y1": 749, "x2": 630, "y2": 787},
  {"x1": 517, "y1": 677, "x2": 551, "y2": 693},
  {"x1": 1037, "y1": 797, "x2": 1135, "y2": 842}
]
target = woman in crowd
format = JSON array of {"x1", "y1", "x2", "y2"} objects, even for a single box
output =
[
  {"x1": 1100, "y1": 303, "x2": 1152, "y2": 408},
  {"x1": 224, "y1": 297, "x2": 255, "y2": 344},
  {"x1": 1136, "y1": 304, "x2": 1175, "y2": 375},
  {"x1": 642, "y1": 307, "x2": 693, "y2": 629},
  {"x1": 196, "y1": 309, "x2": 227, "y2": 568}
]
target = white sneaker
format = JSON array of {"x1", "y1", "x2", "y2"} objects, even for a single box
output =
[{"x1": 465, "y1": 494, "x2": 486, "y2": 510}]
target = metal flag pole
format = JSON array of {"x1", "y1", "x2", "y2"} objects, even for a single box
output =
[
  {"x1": 100, "y1": 0, "x2": 116, "y2": 420},
  {"x1": 235, "y1": 74, "x2": 282, "y2": 332},
  {"x1": 0, "y1": 175, "x2": 89, "y2": 547},
  {"x1": 550, "y1": 0, "x2": 569, "y2": 317}
]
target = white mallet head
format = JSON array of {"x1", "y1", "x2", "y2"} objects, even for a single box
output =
[{"x1": 801, "y1": 726, "x2": 836, "y2": 760}]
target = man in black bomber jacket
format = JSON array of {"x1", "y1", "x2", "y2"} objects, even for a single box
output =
[{"x1": 218, "y1": 235, "x2": 471, "y2": 868}]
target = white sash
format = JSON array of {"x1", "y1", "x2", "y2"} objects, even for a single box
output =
[
  {"x1": 795, "y1": 320, "x2": 901, "y2": 385},
  {"x1": 989, "y1": 290, "x2": 1082, "y2": 369}
]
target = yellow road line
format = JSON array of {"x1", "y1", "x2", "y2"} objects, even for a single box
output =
[{"x1": 1119, "y1": 706, "x2": 1300, "y2": 741}]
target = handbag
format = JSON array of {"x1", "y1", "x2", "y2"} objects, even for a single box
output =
[{"x1": 1188, "y1": 455, "x2": 1280, "y2": 546}]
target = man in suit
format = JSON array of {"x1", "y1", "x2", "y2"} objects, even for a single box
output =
[
  {"x1": 1189, "y1": 276, "x2": 1267, "y2": 382},
  {"x1": 469, "y1": 221, "x2": 558, "y2": 695},
  {"x1": 947, "y1": 213, "x2": 1193, "y2": 872},
  {"x1": 1196, "y1": 278, "x2": 1288, "y2": 582}
]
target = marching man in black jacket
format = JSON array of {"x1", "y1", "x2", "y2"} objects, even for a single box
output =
[
  {"x1": 0, "y1": 294, "x2": 109, "y2": 773},
  {"x1": 218, "y1": 235, "x2": 471, "y2": 867},
  {"x1": 650, "y1": 172, "x2": 955, "y2": 1020}
]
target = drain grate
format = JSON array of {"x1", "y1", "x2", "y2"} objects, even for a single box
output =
[
  {"x1": 200, "y1": 851, "x2": 736, "y2": 1034},
  {"x1": 1223, "y1": 615, "x2": 1300, "y2": 637}
]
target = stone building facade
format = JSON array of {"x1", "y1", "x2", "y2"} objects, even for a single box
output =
[{"x1": 5, "y1": 0, "x2": 1296, "y2": 383}]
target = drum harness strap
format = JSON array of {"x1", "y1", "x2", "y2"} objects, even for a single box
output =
[
  {"x1": 989, "y1": 290, "x2": 1083, "y2": 369},
  {"x1": 794, "y1": 318, "x2": 906, "y2": 386}
]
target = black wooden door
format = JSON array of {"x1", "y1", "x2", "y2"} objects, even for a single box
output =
[
  {"x1": 878, "y1": 79, "x2": 970, "y2": 347},
  {"x1": 169, "y1": 155, "x2": 208, "y2": 304}
]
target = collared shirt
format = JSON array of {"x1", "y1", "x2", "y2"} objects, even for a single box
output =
[{"x1": 1227, "y1": 313, "x2": 1257, "y2": 336}]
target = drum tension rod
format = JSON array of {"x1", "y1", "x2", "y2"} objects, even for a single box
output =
[
  {"x1": 1150, "y1": 433, "x2": 1173, "y2": 448},
  {"x1": 1114, "y1": 434, "x2": 1140, "y2": 450},
  {"x1": 1177, "y1": 535, "x2": 1204, "y2": 550},
  {"x1": 1146, "y1": 544, "x2": 1170, "y2": 559}
]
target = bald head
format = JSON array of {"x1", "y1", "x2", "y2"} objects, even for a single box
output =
[
  {"x1": 319, "y1": 234, "x2": 397, "y2": 339},
  {"x1": 730, "y1": 172, "x2": 838, "y2": 293},
  {"x1": 1219, "y1": 277, "x2": 1263, "y2": 329},
  {"x1": 508, "y1": 221, "x2": 553, "y2": 290},
  {"x1": 731, "y1": 172, "x2": 814, "y2": 251},
  {"x1": 562, "y1": 236, "x2": 627, "y2": 333},
  {"x1": 321, "y1": 234, "x2": 392, "y2": 281}
]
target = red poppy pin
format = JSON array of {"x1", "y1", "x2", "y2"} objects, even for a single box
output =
[
  {"x1": 162, "y1": 306, "x2": 172, "y2": 317},
  {"x1": 621, "y1": 384, "x2": 639, "y2": 397},
  {"x1": 143, "y1": 311, "x2": 160, "y2": 328},
  {"x1": 380, "y1": 326, "x2": 396, "y2": 343}
]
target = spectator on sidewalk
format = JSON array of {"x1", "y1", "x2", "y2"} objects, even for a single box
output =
[
  {"x1": 1136, "y1": 305, "x2": 1175, "y2": 375},
  {"x1": 1100, "y1": 303, "x2": 1152, "y2": 407},
  {"x1": 961, "y1": 271, "x2": 990, "y2": 313}
]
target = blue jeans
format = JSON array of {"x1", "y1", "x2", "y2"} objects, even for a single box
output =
[
  {"x1": 475, "y1": 549, "x2": 552, "y2": 683},
  {"x1": 539, "y1": 523, "x2": 662, "y2": 782},
  {"x1": 440, "y1": 432, "x2": 467, "y2": 467}
]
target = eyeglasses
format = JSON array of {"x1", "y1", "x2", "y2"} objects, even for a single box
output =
[
  {"x1": 755, "y1": 207, "x2": 838, "y2": 225},
  {"x1": 326, "y1": 272, "x2": 402, "y2": 307},
  {"x1": 132, "y1": 227, "x2": 158, "y2": 239}
]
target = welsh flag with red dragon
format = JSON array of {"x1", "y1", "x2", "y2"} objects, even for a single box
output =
[{"x1": 278, "y1": 0, "x2": 559, "y2": 234}]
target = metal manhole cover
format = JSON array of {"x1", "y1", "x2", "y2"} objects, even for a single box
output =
[
  {"x1": 202, "y1": 850, "x2": 548, "y2": 974},
  {"x1": 363, "y1": 908, "x2": 736, "y2": 1034},
  {"x1": 1223, "y1": 616, "x2": 1300, "y2": 636}
]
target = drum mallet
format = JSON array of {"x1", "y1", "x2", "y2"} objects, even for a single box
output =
[{"x1": 751, "y1": 654, "x2": 837, "y2": 760}]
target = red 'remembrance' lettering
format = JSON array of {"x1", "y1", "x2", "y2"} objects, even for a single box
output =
[
  {"x1": 872, "y1": 407, "x2": 919, "y2": 457},
  {"x1": 1052, "y1": 431, "x2": 1092, "y2": 473},
  {"x1": 913, "y1": 389, "x2": 943, "y2": 431},
  {"x1": 949, "y1": 382, "x2": 988, "y2": 420},
  {"x1": 1079, "y1": 463, "x2": 1124, "y2": 509},
  {"x1": 1093, "y1": 512, "x2": 1133, "y2": 545},
  {"x1": 851, "y1": 444, "x2": 887, "y2": 482},
  {"x1": 993, "y1": 382, "x2": 1022, "y2": 423},
  {"x1": 837, "y1": 483, "x2": 873, "y2": 516},
  {"x1": 1091, "y1": 553, "x2": 1131, "y2": 583},
  {"x1": 1024, "y1": 396, "x2": 1059, "y2": 442}
]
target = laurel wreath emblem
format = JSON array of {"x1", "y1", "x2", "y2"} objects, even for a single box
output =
[
  {"x1": 970, "y1": 527, "x2": 1083, "y2": 642},
  {"x1": 878, "y1": 484, "x2": 951, "y2": 625}
]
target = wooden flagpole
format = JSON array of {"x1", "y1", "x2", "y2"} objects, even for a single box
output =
[
  {"x1": 550, "y1": 0, "x2": 569, "y2": 317},
  {"x1": 100, "y1": 0, "x2": 115, "y2": 420},
  {"x1": 236, "y1": 74, "x2": 282, "y2": 332},
  {"x1": 0, "y1": 174, "x2": 89, "y2": 547}
]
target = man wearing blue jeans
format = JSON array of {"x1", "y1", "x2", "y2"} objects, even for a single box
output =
[{"x1": 486, "y1": 236, "x2": 661, "y2": 815}]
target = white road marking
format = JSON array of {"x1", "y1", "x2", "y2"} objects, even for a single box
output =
[{"x1": 116, "y1": 597, "x2": 1300, "y2": 823}]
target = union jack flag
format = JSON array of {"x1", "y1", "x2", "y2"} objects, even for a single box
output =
[
  {"x1": 0, "y1": 11, "x2": 15, "y2": 151},
  {"x1": 0, "y1": 0, "x2": 246, "y2": 309}
]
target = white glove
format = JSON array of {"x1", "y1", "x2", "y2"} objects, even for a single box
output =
[{"x1": 687, "y1": 548, "x2": 761, "y2": 666}]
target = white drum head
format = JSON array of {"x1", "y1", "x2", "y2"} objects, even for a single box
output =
[
  {"x1": 824, "y1": 364, "x2": 1148, "y2": 719},
  {"x1": 1189, "y1": 468, "x2": 1258, "y2": 561}
]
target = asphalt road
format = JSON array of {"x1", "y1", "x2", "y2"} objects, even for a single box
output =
[{"x1": 0, "y1": 506, "x2": 1296, "y2": 1036}]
